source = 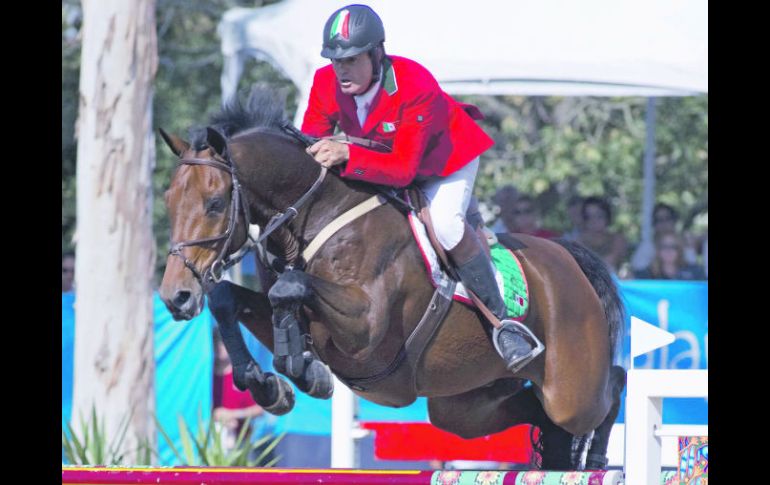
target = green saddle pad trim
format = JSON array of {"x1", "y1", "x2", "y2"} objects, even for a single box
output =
[{"x1": 490, "y1": 243, "x2": 529, "y2": 319}]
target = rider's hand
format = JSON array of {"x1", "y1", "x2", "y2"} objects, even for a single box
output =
[{"x1": 307, "y1": 140, "x2": 349, "y2": 168}]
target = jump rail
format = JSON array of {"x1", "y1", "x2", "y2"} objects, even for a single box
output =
[{"x1": 61, "y1": 466, "x2": 625, "y2": 485}]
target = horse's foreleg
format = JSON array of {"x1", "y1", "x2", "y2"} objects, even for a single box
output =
[
  {"x1": 267, "y1": 270, "x2": 334, "y2": 399},
  {"x1": 208, "y1": 281, "x2": 295, "y2": 415}
]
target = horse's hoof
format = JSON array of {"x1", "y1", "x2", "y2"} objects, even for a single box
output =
[
  {"x1": 585, "y1": 452, "x2": 609, "y2": 470},
  {"x1": 234, "y1": 360, "x2": 264, "y2": 392},
  {"x1": 286, "y1": 352, "x2": 306, "y2": 379},
  {"x1": 302, "y1": 357, "x2": 334, "y2": 399},
  {"x1": 570, "y1": 430, "x2": 594, "y2": 470},
  {"x1": 262, "y1": 373, "x2": 296, "y2": 416}
]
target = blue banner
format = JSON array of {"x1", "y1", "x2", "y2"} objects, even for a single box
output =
[{"x1": 615, "y1": 280, "x2": 708, "y2": 424}]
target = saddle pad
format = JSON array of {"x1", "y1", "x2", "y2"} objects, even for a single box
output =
[{"x1": 407, "y1": 212, "x2": 529, "y2": 321}]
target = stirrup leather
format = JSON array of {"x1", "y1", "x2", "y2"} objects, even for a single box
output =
[{"x1": 493, "y1": 320, "x2": 545, "y2": 373}]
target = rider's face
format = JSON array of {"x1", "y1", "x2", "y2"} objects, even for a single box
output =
[{"x1": 332, "y1": 52, "x2": 373, "y2": 95}]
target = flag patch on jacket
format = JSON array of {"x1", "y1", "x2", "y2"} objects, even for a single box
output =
[{"x1": 382, "y1": 122, "x2": 396, "y2": 133}]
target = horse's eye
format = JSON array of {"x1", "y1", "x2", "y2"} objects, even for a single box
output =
[{"x1": 205, "y1": 197, "x2": 226, "y2": 215}]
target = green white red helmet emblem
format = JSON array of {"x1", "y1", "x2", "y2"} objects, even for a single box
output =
[{"x1": 329, "y1": 9, "x2": 350, "y2": 40}]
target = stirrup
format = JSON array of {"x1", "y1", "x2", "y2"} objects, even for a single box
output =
[{"x1": 493, "y1": 320, "x2": 545, "y2": 373}]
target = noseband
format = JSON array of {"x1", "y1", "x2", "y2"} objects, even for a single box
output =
[{"x1": 168, "y1": 144, "x2": 327, "y2": 289}]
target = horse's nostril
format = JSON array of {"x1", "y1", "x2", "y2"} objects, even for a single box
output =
[{"x1": 173, "y1": 290, "x2": 192, "y2": 308}]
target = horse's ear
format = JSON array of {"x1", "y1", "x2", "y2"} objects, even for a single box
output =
[
  {"x1": 206, "y1": 127, "x2": 228, "y2": 158},
  {"x1": 159, "y1": 128, "x2": 190, "y2": 157}
]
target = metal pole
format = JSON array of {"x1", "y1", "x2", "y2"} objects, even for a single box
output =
[
  {"x1": 331, "y1": 377, "x2": 355, "y2": 468},
  {"x1": 640, "y1": 97, "x2": 657, "y2": 247}
]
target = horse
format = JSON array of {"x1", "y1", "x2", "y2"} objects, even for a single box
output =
[{"x1": 158, "y1": 90, "x2": 626, "y2": 470}]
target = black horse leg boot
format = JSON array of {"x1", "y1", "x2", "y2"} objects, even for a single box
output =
[{"x1": 448, "y1": 223, "x2": 544, "y2": 373}]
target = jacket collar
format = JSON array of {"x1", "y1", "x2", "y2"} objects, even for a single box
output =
[{"x1": 361, "y1": 56, "x2": 398, "y2": 134}]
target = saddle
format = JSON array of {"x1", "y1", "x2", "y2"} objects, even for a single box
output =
[{"x1": 405, "y1": 188, "x2": 529, "y2": 314}]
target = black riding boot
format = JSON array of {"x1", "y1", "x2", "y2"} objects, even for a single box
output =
[{"x1": 448, "y1": 223, "x2": 543, "y2": 373}]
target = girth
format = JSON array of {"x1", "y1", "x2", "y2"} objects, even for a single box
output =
[{"x1": 335, "y1": 279, "x2": 456, "y2": 393}]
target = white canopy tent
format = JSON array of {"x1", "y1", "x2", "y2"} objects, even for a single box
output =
[
  {"x1": 219, "y1": 0, "x2": 707, "y2": 108},
  {"x1": 218, "y1": 0, "x2": 707, "y2": 468}
]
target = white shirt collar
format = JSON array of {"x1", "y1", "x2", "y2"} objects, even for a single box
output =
[{"x1": 353, "y1": 67, "x2": 383, "y2": 127}]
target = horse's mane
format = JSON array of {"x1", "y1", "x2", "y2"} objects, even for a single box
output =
[{"x1": 189, "y1": 86, "x2": 288, "y2": 150}]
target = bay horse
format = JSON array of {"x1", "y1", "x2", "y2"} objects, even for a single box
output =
[{"x1": 158, "y1": 90, "x2": 626, "y2": 470}]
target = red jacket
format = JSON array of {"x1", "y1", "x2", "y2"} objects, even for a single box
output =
[{"x1": 302, "y1": 55, "x2": 494, "y2": 187}]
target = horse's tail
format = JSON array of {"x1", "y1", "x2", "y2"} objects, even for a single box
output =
[{"x1": 552, "y1": 238, "x2": 624, "y2": 362}]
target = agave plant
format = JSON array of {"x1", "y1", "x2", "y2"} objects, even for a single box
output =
[
  {"x1": 155, "y1": 411, "x2": 283, "y2": 467},
  {"x1": 62, "y1": 405, "x2": 154, "y2": 465},
  {"x1": 63, "y1": 406, "x2": 282, "y2": 467}
]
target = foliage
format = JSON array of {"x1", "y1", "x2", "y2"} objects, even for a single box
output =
[
  {"x1": 62, "y1": 405, "x2": 282, "y2": 467},
  {"x1": 62, "y1": 405, "x2": 154, "y2": 466},
  {"x1": 155, "y1": 411, "x2": 283, "y2": 467},
  {"x1": 62, "y1": 0, "x2": 81, "y2": 254},
  {"x1": 463, "y1": 95, "x2": 708, "y2": 242}
]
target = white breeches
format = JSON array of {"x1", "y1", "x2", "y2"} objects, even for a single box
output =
[{"x1": 418, "y1": 157, "x2": 479, "y2": 250}]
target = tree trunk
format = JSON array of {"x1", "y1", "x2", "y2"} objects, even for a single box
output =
[{"x1": 73, "y1": 0, "x2": 158, "y2": 464}]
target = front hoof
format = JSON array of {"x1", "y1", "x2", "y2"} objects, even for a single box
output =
[
  {"x1": 261, "y1": 373, "x2": 295, "y2": 416},
  {"x1": 302, "y1": 357, "x2": 334, "y2": 399}
]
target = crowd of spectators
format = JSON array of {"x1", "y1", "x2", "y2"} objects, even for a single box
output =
[{"x1": 488, "y1": 187, "x2": 707, "y2": 280}]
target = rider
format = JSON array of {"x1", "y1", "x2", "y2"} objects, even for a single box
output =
[{"x1": 302, "y1": 4, "x2": 542, "y2": 372}]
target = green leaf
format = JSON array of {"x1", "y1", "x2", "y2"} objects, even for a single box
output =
[
  {"x1": 78, "y1": 409, "x2": 90, "y2": 462},
  {"x1": 89, "y1": 406, "x2": 102, "y2": 464},
  {"x1": 209, "y1": 420, "x2": 225, "y2": 465},
  {"x1": 62, "y1": 430, "x2": 76, "y2": 464},
  {"x1": 177, "y1": 415, "x2": 197, "y2": 465},
  {"x1": 108, "y1": 410, "x2": 133, "y2": 464},
  {"x1": 155, "y1": 414, "x2": 184, "y2": 464},
  {"x1": 233, "y1": 417, "x2": 251, "y2": 449},
  {"x1": 262, "y1": 454, "x2": 281, "y2": 468},
  {"x1": 250, "y1": 432, "x2": 284, "y2": 467},
  {"x1": 68, "y1": 425, "x2": 87, "y2": 464}
]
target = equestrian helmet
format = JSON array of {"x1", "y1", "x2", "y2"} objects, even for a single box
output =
[{"x1": 321, "y1": 4, "x2": 385, "y2": 59}]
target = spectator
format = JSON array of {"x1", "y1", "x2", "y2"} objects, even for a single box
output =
[
  {"x1": 562, "y1": 195, "x2": 584, "y2": 241},
  {"x1": 212, "y1": 328, "x2": 274, "y2": 462},
  {"x1": 630, "y1": 203, "x2": 698, "y2": 273},
  {"x1": 62, "y1": 252, "x2": 76, "y2": 293},
  {"x1": 577, "y1": 196, "x2": 628, "y2": 273},
  {"x1": 490, "y1": 185, "x2": 519, "y2": 233},
  {"x1": 494, "y1": 192, "x2": 559, "y2": 238},
  {"x1": 633, "y1": 232, "x2": 706, "y2": 280}
]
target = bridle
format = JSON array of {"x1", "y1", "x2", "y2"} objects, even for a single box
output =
[{"x1": 167, "y1": 143, "x2": 327, "y2": 289}]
